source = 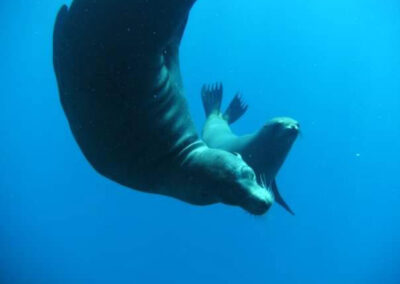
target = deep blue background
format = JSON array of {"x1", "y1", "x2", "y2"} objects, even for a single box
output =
[{"x1": 1, "y1": 0, "x2": 400, "y2": 283}]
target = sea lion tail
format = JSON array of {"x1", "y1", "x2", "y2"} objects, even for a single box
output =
[
  {"x1": 223, "y1": 93, "x2": 248, "y2": 125},
  {"x1": 201, "y1": 83, "x2": 223, "y2": 117},
  {"x1": 271, "y1": 180, "x2": 295, "y2": 216}
]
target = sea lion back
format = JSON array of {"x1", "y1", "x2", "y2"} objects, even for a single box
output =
[{"x1": 53, "y1": 0, "x2": 198, "y2": 191}]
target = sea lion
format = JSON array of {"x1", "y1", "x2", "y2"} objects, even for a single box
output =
[
  {"x1": 53, "y1": 0, "x2": 274, "y2": 215},
  {"x1": 201, "y1": 83, "x2": 299, "y2": 215}
]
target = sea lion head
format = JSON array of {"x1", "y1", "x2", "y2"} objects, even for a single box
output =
[
  {"x1": 190, "y1": 148, "x2": 274, "y2": 215},
  {"x1": 260, "y1": 117, "x2": 300, "y2": 163},
  {"x1": 263, "y1": 117, "x2": 300, "y2": 144},
  {"x1": 217, "y1": 151, "x2": 274, "y2": 215}
]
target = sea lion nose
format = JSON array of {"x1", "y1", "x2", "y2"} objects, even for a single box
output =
[{"x1": 287, "y1": 122, "x2": 300, "y2": 132}]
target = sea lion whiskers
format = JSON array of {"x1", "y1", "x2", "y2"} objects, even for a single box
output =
[{"x1": 260, "y1": 173, "x2": 275, "y2": 200}]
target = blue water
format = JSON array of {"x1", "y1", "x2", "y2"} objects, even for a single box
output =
[{"x1": 1, "y1": 0, "x2": 400, "y2": 283}]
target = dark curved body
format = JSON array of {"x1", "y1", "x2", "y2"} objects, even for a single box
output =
[{"x1": 53, "y1": 0, "x2": 198, "y2": 195}]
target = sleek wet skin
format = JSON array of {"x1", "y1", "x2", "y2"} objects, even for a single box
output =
[
  {"x1": 201, "y1": 83, "x2": 299, "y2": 215},
  {"x1": 53, "y1": 0, "x2": 274, "y2": 215}
]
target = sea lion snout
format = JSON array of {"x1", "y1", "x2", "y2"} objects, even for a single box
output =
[
  {"x1": 272, "y1": 117, "x2": 299, "y2": 129},
  {"x1": 241, "y1": 186, "x2": 274, "y2": 215},
  {"x1": 286, "y1": 122, "x2": 300, "y2": 131},
  {"x1": 264, "y1": 117, "x2": 300, "y2": 139},
  {"x1": 236, "y1": 166, "x2": 274, "y2": 215},
  {"x1": 209, "y1": 152, "x2": 274, "y2": 215},
  {"x1": 285, "y1": 122, "x2": 300, "y2": 136}
]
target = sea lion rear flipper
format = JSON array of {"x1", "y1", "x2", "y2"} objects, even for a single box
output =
[
  {"x1": 271, "y1": 180, "x2": 295, "y2": 216},
  {"x1": 201, "y1": 83, "x2": 223, "y2": 117},
  {"x1": 223, "y1": 93, "x2": 248, "y2": 125}
]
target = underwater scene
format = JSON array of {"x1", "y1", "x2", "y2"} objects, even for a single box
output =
[{"x1": 1, "y1": 0, "x2": 400, "y2": 283}]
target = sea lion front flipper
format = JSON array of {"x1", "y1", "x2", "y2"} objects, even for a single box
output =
[
  {"x1": 201, "y1": 83, "x2": 223, "y2": 117},
  {"x1": 271, "y1": 180, "x2": 295, "y2": 216},
  {"x1": 223, "y1": 93, "x2": 248, "y2": 125}
]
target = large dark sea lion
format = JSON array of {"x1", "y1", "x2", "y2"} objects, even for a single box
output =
[
  {"x1": 53, "y1": 0, "x2": 274, "y2": 215},
  {"x1": 201, "y1": 83, "x2": 299, "y2": 215}
]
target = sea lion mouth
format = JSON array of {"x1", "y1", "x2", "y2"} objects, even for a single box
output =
[
  {"x1": 281, "y1": 120, "x2": 300, "y2": 135},
  {"x1": 241, "y1": 191, "x2": 274, "y2": 215},
  {"x1": 277, "y1": 121, "x2": 300, "y2": 143},
  {"x1": 240, "y1": 174, "x2": 274, "y2": 215},
  {"x1": 262, "y1": 117, "x2": 300, "y2": 140},
  {"x1": 286, "y1": 123, "x2": 300, "y2": 132}
]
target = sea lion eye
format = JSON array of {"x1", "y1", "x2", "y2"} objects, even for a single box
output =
[
  {"x1": 234, "y1": 152, "x2": 243, "y2": 160},
  {"x1": 241, "y1": 167, "x2": 256, "y2": 181}
]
